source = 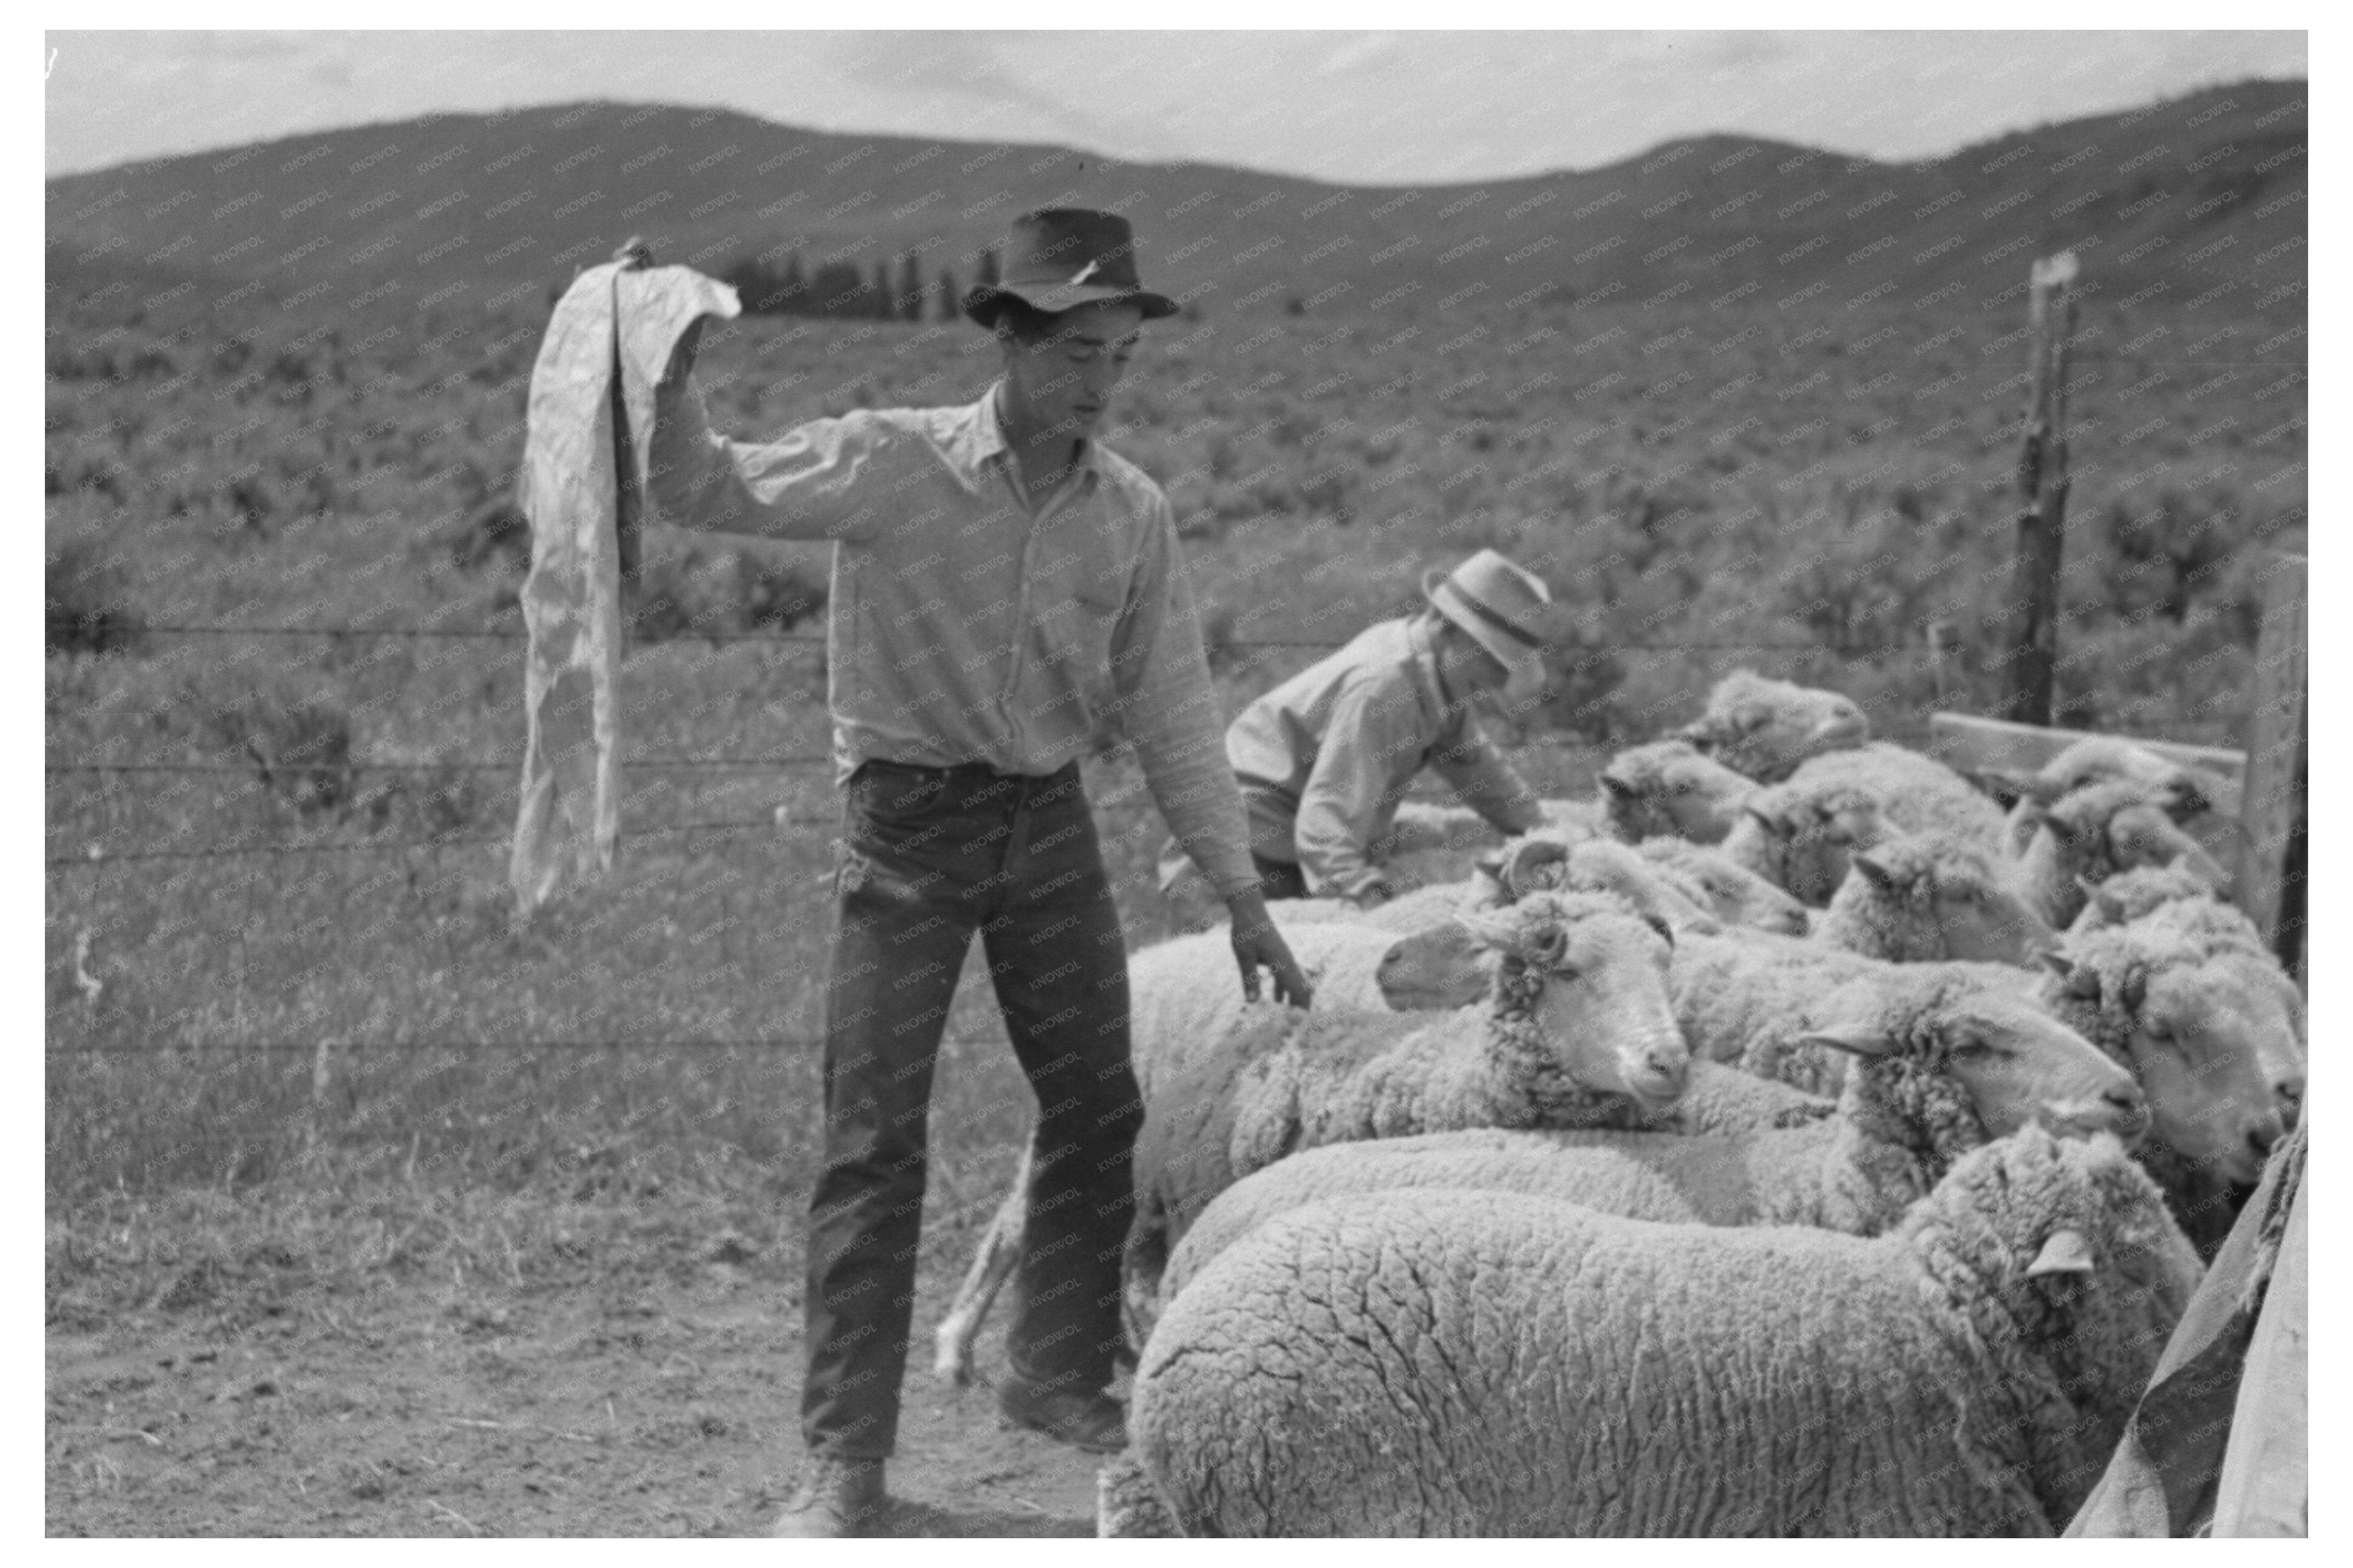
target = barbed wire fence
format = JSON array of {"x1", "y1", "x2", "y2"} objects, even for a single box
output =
[{"x1": 47, "y1": 616, "x2": 1931, "y2": 1093}]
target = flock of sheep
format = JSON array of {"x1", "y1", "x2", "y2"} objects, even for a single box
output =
[{"x1": 940, "y1": 670, "x2": 2306, "y2": 1536}]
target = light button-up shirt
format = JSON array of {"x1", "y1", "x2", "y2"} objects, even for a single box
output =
[{"x1": 646, "y1": 376, "x2": 1260, "y2": 898}]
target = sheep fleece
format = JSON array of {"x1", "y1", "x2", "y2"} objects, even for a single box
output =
[{"x1": 1133, "y1": 1142, "x2": 2195, "y2": 1536}]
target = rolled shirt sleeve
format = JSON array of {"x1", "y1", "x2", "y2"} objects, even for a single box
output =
[
  {"x1": 1105, "y1": 493, "x2": 1260, "y2": 900},
  {"x1": 647, "y1": 375, "x2": 888, "y2": 543}
]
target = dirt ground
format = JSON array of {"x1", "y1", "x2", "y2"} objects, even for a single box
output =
[{"x1": 47, "y1": 1223, "x2": 1104, "y2": 1537}]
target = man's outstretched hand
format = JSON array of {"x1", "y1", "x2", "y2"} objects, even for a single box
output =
[
  {"x1": 611, "y1": 237, "x2": 705, "y2": 385},
  {"x1": 1224, "y1": 889, "x2": 1314, "y2": 1010}
]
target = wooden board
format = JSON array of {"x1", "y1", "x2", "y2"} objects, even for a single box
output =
[
  {"x1": 1923, "y1": 711, "x2": 2246, "y2": 820},
  {"x1": 2209, "y1": 1171, "x2": 2307, "y2": 1536},
  {"x1": 2234, "y1": 554, "x2": 2307, "y2": 969}
]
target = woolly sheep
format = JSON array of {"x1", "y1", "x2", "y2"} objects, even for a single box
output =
[
  {"x1": 1595, "y1": 738, "x2": 1758, "y2": 843},
  {"x1": 1125, "y1": 1127, "x2": 2199, "y2": 1536},
  {"x1": 2035, "y1": 923, "x2": 2289, "y2": 1256},
  {"x1": 2066, "y1": 863, "x2": 2242, "y2": 934},
  {"x1": 1633, "y1": 836, "x2": 1810, "y2": 934},
  {"x1": 1814, "y1": 830, "x2": 2058, "y2": 963},
  {"x1": 1673, "y1": 667, "x2": 1871, "y2": 784},
  {"x1": 1786, "y1": 740, "x2": 2012, "y2": 850},
  {"x1": 1997, "y1": 736, "x2": 2222, "y2": 855},
  {"x1": 2066, "y1": 867, "x2": 2304, "y2": 1126},
  {"x1": 1372, "y1": 796, "x2": 1604, "y2": 889},
  {"x1": 1143, "y1": 984, "x2": 2147, "y2": 1335},
  {"x1": 1719, "y1": 775, "x2": 1889, "y2": 906},
  {"x1": 931, "y1": 889, "x2": 1685, "y2": 1386},
  {"x1": 2013, "y1": 778, "x2": 2231, "y2": 929},
  {"x1": 1121, "y1": 890, "x2": 1691, "y2": 1318},
  {"x1": 1666, "y1": 931, "x2": 2105, "y2": 1100},
  {"x1": 929, "y1": 914, "x2": 1487, "y2": 1387}
]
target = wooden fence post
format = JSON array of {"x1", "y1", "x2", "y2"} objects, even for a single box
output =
[
  {"x1": 2236, "y1": 552, "x2": 2306, "y2": 983},
  {"x1": 2003, "y1": 251, "x2": 2079, "y2": 725}
]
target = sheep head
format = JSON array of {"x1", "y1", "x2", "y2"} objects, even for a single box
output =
[
  {"x1": 1906, "y1": 1127, "x2": 2201, "y2": 1475},
  {"x1": 1688, "y1": 857, "x2": 1805, "y2": 934},
  {"x1": 1455, "y1": 892, "x2": 1689, "y2": 1116},
  {"x1": 2040, "y1": 940, "x2": 2287, "y2": 1187},
  {"x1": 1597, "y1": 739, "x2": 1755, "y2": 843},
  {"x1": 1800, "y1": 973, "x2": 2148, "y2": 1153},
  {"x1": 2037, "y1": 736, "x2": 2218, "y2": 824},
  {"x1": 1676, "y1": 669, "x2": 1872, "y2": 784},
  {"x1": 1730, "y1": 782, "x2": 1887, "y2": 905},
  {"x1": 1834, "y1": 833, "x2": 2058, "y2": 963}
]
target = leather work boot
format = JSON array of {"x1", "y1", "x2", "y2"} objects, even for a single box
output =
[
  {"x1": 998, "y1": 1372, "x2": 1128, "y2": 1453},
  {"x1": 770, "y1": 1454, "x2": 888, "y2": 1538}
]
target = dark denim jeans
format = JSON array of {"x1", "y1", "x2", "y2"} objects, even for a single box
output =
[{"x1": 803, "y1": 758, "x2": 1142, "y2": 1460}]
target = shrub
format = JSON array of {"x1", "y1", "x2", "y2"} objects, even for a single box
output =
[{"x1": 44, "y1": 535, "x2": 143, "y2": 657}]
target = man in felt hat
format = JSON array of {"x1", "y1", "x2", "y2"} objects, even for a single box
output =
[
  {"x1": 1215, "y1": 549, "x2": 1559, "y2": 904},
  {"x1": 634, "y1": 208, "x2": 1312, "y2": 1536}
]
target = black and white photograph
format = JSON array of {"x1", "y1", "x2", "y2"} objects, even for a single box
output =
[{"x1": 42, "y1": 20, "x2": 2312, "y2": 1538}]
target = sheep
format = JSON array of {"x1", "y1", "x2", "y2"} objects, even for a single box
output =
[
  {"x1": 928, "y1": 913, "x2": 1494, "y2": 1387},
  {"x1": 930, "y1": 889, "x2": 1685, "y2": 1387},
  {"x1": 2012, "y1": 778, "x2": 2232, "y2": 929},
  {"x1": 1994, "y1": 735, "x2": 2223, "y2": 855},
  {"x1": 1595, "y1": 738, "x2": 1759, "y2": 843},
  {"x1": 1121, "y1": 889, "x2": 1691, "y2": 1322},
  {"x1": 1672, "y1": 667, "x2": 1872, "y2": 783},
  {"x1": 1785, "y1": 740, "x2": 2012, "y2": 850},
  {"x1": 1719, "y1": 775, "x2": 1889, "y2": 906},
  {"x1": 1632, "y1": 836, "x2": 1810, "y2": 934},
  {"x1": 1665, "y1": 932, "x2": 2105, "y2": 1101},
  {"x1": 1813, "y1": 830, "x2": 2058, "y2": 963},
  {"x1": 2066, "y1": 862, "x2": 2242, "y2": 934},
  {"x1": 2065, "y1": 867, "x2": 2304, "y2": 1127},
  {"x1": 1136, "y1": 976, "x2": 2147, "y2": 1340},
  {"x1": 2034, "y1": 924, "x2": 2289, "y2": 1257},
  {"x1": 1121, "y1": 1127, "x2": 2201, "y2": 1537},
  {"x1": 1369, "y1": 796, "x2": 1605, "y2": 889}
]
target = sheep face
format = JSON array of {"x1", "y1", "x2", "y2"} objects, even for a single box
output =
[
  {"x1": 2096, "y1": 958, "x2": 2287, "y2": 1187},
  {"x1": 1841, "y1": 847, "x2": 2059, "y2": 964},
  {"x1": 1818, "y1": 989, "x2": 2147, "y2": 1145},
  {"x1": 2105, "y1": 805, "x2": 2230, "y2": 891},
  {"x1": 1674, "y1": 853, "x2": 1810, "y2": 935},
  {"x1": 1598, "y1": 741, "x2": 1754, "y2": 843},
  {"x1": 1466, "y1": 895, "x2": 1691, "y2": 1115},
  {"x1": 1374, "y1": 923, "x2": 1493, "y2": 1011},
  {"x1": 1527, "y1": 914, "x2": 1689, "y2": 1114},
  {"x1": 1727, "y1": 789, "x2": 1886, "y2": 906},
  {"x1": 1681, "y1": 670, "x2": 1872, "y2": 783},
  {"x1": 2038, "y1": 736, "x2": 2217, "y2": 823}
]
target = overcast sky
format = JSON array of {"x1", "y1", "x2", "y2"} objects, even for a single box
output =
[{"x1": 45, "y1": 29, "x2": 2306, "y2": 185}]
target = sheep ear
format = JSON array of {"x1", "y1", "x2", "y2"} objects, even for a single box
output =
[
  {"x1": 1796, "y1": 1027, "x2": 1893, "y2": 1058},
  {"x1": 1640, "y1": 912, "x2": 1676, "y2": 948},
  {"x1": 1972, "y1": 767, "x2": 2034, "y2": 807},
  {"x1": 1599, "y1": 773, "x2": 1638, "y2": 801},
  {"x1": 1742, "y1": 803, "x2": 1779, "y2": 831},
  {"x1": 2024, "y1": 1229, "x2": 2096, "y2": 1278},
  {"x1": 2039, "y1": 951, "x2": 2103, "y2": 1001},
  {"x1": 1850, "y1": 852, "x2": 1898, "y2": 892}
]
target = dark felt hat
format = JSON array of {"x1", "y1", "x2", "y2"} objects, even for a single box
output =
[{"x1": 962, "y1": 208, "x2": 1178, "y2": 327}]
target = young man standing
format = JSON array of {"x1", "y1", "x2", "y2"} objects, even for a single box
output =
[
  {"x1": 1220, "y1": 549, "x2": 1559, "y2": 904},
  {"x1": 635, "y1": 209, "x2": 1311, "y2": 1536}
]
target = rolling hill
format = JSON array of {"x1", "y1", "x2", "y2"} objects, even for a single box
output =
[{"x1": 47, "y1": 78, "x2": 2304, "y2": 328}]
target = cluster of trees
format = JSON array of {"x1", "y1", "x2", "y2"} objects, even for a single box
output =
[{"x1": 721, "y1": 245, "x2": 999, "y2": 321}]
